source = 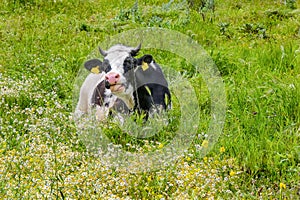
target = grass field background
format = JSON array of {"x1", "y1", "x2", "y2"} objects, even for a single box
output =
[{"x1": 0, "y1": 0, "x2": 299, "y2": 199}]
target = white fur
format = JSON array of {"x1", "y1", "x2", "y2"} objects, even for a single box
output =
[{"x1": 75, "y1": 72, "x2": 106, "y2": 118}]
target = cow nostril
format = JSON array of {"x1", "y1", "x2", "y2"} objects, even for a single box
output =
[{"x1": 115, "y1": 74, "x2": 120, "y2": 79}]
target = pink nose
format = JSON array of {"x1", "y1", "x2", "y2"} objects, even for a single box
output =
[{"x1": 105, "y1": 72, "x2": 120, "y2": 85}]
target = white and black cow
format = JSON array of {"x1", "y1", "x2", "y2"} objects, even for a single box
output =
[{"x1": 75, "y1": 44, "x2": 171, "y2": 121}]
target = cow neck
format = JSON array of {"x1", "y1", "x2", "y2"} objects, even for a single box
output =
[{"x1": 126, "y1": 96, "x2": 134, "y2": 110}]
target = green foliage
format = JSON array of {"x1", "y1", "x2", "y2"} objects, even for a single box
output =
[
  {"x1": 285, "y1": 0, "x2": 297, "y2": 9},
  {"x1": 0, "y1": 0, "x2": 300, "y2": 199},
  {"x1": 188, "y1": 0, "x2": 215, "y2": 21}
]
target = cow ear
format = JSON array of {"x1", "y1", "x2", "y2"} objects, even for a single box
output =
[
  {"x1": 84, "y1": 59, "x2": 103, "y2": 74},
  {"x1": 138, "y1": 55, "x2": 153, "y2": 71},
  {"x1": 142, "y1": 54, "x2": 153, "y2": 64}
]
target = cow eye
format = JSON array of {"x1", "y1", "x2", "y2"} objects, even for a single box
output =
[
  {"x1": 123, "y1": 57, "x2": 137, "y2": 73},
  {"x1": 103, "y1": 59, "x2": 112, "y2": 73}
]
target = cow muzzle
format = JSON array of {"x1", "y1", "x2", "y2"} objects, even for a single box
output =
[
  {"x1": 105, "y1": 72, "x2": 125, "y2": 92},
  {"x1": 105, "y1": 72, "x2": 120, "y2": 85}
]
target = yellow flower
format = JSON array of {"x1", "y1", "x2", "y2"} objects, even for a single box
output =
[
  {"x1": 229, "y1": 170, "x2": 235, "y2": 176},
  {"x1": 158, "y1": 143, "x2": 164, "y2": 149},
  {"x1": 201, "y1": 140, "x2": 209, "y2": 148},
  {"x1": 186, "y1": 156, "x2": 191, "y2": 161},
  {"x1": 279, "y1": 182, "x2": 286, "y2": 189},
  {"x1": 29, "y1": 157, "x2": 35, "y2": 163},
  {"x1": 219, "y1": 146, "x2": 225, "y2": 153}
]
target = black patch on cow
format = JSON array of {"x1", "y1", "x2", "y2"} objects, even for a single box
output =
[
  {"x1": 133, "y1": 84, "x2": 171, "y2": 120},
  {"x1": 137, "y1": 54, "x2": 153, "y2": 64},
  {"x1": 103, "y1": 59, "x2": 112, "y2": 73},
  {"x1": 105, "y1": 80, "x2": 111, "y2": 89},
  {"x1": 91, "y1": 80, "x2": 106, "y2": 106},
  {"x1": 123, "y1": 56, "x2": 137, "y2": 74},
  {"x1": 134, "y1": 60, "x2": 168, "y2": 90},
  {"x1": 133, "y1": 84, "x2": 171, "y2": 115}
]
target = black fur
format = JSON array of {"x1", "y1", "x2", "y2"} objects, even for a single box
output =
[{"x1": 133, "y1": 84, "x2": 171, "y2": 115}]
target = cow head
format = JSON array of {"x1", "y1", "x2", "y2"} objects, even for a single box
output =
[{"x1": 84, "y1": 44, "x2": 149, "y2": 109}]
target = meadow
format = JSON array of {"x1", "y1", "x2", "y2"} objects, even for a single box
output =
[{"x1": 0, "y1": 0, "x2": 299, "y2": 199}]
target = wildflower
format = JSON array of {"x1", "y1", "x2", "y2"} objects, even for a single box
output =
[
  {"x1": 201, "y1": 140, "x2": 209, "y2": 148},
  {"x1": 229, "y1": 170, "x2": 235, "y2": 176},
  {"x1": 279, "y1": 182, "x2": 286, "y2": 189},
  {"x1": 219, "y1": 146, "x2": 225, "y2": 153},
  {"x1": 158, "y1": 143, "x2": 164, "y2": 149},
  {"x1": 195, "y1": 144, "x2": 201, "y2": 151}
]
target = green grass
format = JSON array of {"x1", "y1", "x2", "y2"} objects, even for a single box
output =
[{"x1": 1, "y1": 0, "x2": 300, "y2": 199}]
